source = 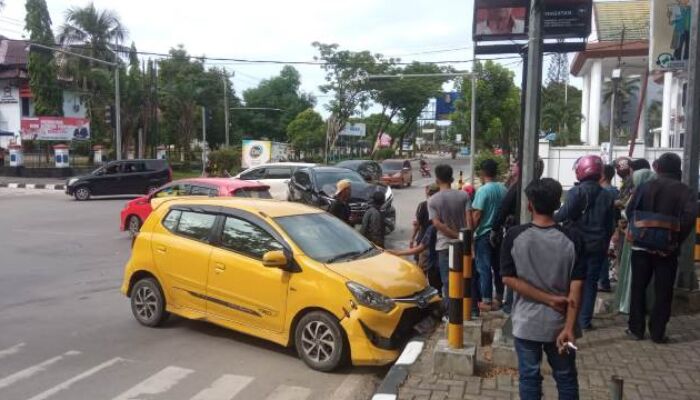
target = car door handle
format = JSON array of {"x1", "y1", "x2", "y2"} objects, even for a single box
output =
[
  {"x1": 155, "y1": 245, "x2": 167, "y2": 253},
  {"x1": 214, "y1": 262, "x2": 226, "y2": 273}
]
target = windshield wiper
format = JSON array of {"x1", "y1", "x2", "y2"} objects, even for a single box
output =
[{"x1": 325, "y1": 251, "x2": 362, "y2": 264}]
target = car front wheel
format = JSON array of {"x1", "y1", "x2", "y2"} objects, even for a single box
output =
[
  {"x1": 130, "y1": 278, "x2": 169, "y2": 327},
  {"x1": 74, "y1": 186, "x2": 91, "y2": 201},
  {"x1": 294, "y1": 311, "x2": 347, "y2": 372}
]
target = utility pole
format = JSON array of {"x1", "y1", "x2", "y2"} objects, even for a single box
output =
[
  {"x1": 677, "y1": 0, "x2": 700, "y2": 290},
  {"x1": 115, "y1": 67, "x2": 122, "y2": 160},
  {"x1": 519, "y1": 0, "x2": 545, "y2": 223},
  {"x1": 470, "y1": 73, "x2": 477, "y2": 184},
  {"x1": 202, "y1": 106, "x2": 207, "y2": 176},
  {"x1": 223, "y1": 71, "x2": 230, "y2": 147}
]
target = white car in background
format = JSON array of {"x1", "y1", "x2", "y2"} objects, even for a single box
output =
[{"x1": 234, "y1": 162, "x2": 317, "y2": 200}]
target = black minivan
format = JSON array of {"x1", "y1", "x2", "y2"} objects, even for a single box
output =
[{"x1": 66, "y1": 159, "x2": 172, "y2": 201}]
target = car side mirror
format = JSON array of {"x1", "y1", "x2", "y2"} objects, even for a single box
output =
[{"x1": 262, "y1": 250, "x2": 288, "y2": 269}]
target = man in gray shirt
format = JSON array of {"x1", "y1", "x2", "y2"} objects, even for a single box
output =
[
  {"x1": 501, "y1": 178, "x2": 585, "y2": 399},
  {"x1": 428, "y1": 164, "x2": 470, "y2": 312}
]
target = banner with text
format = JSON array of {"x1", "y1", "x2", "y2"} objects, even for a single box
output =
[{"x1": 20, "y1": 117, "x2": 91, "y2": 141}]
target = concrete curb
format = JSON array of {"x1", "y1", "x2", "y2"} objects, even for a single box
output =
[
  {"x1": 0, "y1": 182, "x2": 65, "y2": 190},
  {"x1": 371, "y1": 340, "x2": 425, "y2": 400}
]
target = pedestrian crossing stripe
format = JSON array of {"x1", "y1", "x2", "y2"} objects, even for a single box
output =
[
  {"x1": 0, "y1": 342, "x2": 25, "y2": 359},
  {"x1": 0, "y1": 350, "x2": 81, "y2": 390},
  {"x1": 27, "y1": 357, "x2": 125, "y2": 400},
  {"x1": 112, "y1": 365, "x2": 194, "y2": 400}
]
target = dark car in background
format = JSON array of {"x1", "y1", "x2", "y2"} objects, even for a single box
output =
[
  {"x1": 66, "y1": 159, "x2": 171, "y2": 201},
  {"x1": 288, "y1": 166, "x2": 395, "y2": 233},
  {"x1": 381, "y1": 159, "x2": 413, "y2": 187},
  {"x1": 335, "y1": 160, "x2": 383, "y2": 184}
]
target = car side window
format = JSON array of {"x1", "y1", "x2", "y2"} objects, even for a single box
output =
[
  {"x1": 174, "y1": 211, "x2": 217, "y2": 241},
  {"x1": 266, "y1": 167, "x2": 292, "y2": 179},
  {"x1": 293, "y1": 170, "x2": 310, "y2": 187},
  {"x1": 241, "y1": 168, "x2": 266, "y2": 180},
  {"x1": 154, "y1": 184, "x2": 189, "y2": 198},
  {"x1": 162, "y1": 210, "x2": 182, "y2": 232},
  {"x1": 104, "y1": 163, "x2": 120, "y2": 175},
  {"x1": 190, "y1": 185, "x2": 214, "y2": 196},
  {"x1": 121, "y1": 162, "x2": 140, "y2": 173},
  {"x1": 220, "y1": 217, "x2": 284, "y2": 259}
]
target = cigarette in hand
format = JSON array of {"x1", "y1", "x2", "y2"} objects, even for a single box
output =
[{"x1": 564, "y1": 342, "x2": 578, "y2": 351}]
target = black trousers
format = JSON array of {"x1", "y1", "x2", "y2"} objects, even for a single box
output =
[{"x1": 629, "y1": 251, "x2": 678, "y2": 340}]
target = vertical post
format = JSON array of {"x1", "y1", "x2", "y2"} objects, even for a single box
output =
[
  {"x1": 324, "y1": 118, "x2": 330, "y2": 165},
  {"x1": 460, "y1": 229, "x2": 473, "y2": 322},
  {"x1": 447, "y1": 241, "x2": 464, "y2": 349},
  {"x1": 138, "y1": 128, "x2": 143, "y2": 159},
  {"x1": 678, "y1": 0, "x2": 700, "y2": 290},
  {"x1": 470, "y1": 73, "x2": 477, "y2": 184},
  {"x1": 202, "y1": 106, "x2": 207, "y2": 177},
  {"x1": 115, "y1": 67, "x2": 122, "y2": 161},
  {"x1": 609, "y1": 85, "x2": 616, "y2": 163},
  {"x1": 223, "y1": 72, "x2": 230, "y2": 147},
  {"x1": 519, "y1": 0, "x2": 544, "y2": 224}
]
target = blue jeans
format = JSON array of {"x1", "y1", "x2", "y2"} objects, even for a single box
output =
[
  {"x1": 514, "y1": 337, "x2": 579, "y2": 400},
  {"x1": 474, "y1": 234, "x2": 493, "y2": 303},
  {"x1": 579, "y1": 253, "x2": 605, "y2": 329},
  {"x1": 438, "y1": 249, "x2": 480, "y2": 315}
]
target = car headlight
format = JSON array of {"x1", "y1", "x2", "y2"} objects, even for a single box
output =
[
  {"x1": 68, "y1": 178, "x2": 79, "y2": 186},
  {"x1": 346, "y1": 281, "x2": 395, "y2": 313}
]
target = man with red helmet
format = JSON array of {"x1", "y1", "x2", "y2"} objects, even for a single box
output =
[{"x1": 555, "y1": 155, "x2": 616, "y2": 331}]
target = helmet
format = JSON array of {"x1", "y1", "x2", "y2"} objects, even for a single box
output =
[
  {"x1": 574, "y1": 155, "x2": 603, "y2": 182},
  {"x1": 462, "y1": 183, "x2": 475, "y2": 198}
]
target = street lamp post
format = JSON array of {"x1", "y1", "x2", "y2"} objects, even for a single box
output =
[{"x1": 28, "y1": 43, "x2": 122, "y2": 160}]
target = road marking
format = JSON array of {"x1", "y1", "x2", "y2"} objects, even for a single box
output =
[
  {"x1": 0, "y1": 342, "x2": 25, "y2": 359},
  {"x1": 26, "y1": 184, "x2": 35, "y2": 189},
  {"x1": 111, "y1": 366, "x2": 194, "y2": 400},
  {"x1": 26, "y1": 357, "x2": 125, "y2": 400},
  {"x1": 8, "y1": 183, "x2": 18, "y2": 189},
  {"x1": 331, "y1": 374, "x2": 373, "y2": 400},
  {"x1": 0, "y1": 350, "x2": 80, "y2": 390},
  {"x1": 265, "y1": 385, "x2": 311, "y2": 400},
  {"x1": 189, "y1": 374, "x2": 254, "y2": 400}
]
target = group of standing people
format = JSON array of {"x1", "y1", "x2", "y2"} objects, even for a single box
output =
[{"x1": 398, "y1": 152, "x2": 695, "y2": 400}]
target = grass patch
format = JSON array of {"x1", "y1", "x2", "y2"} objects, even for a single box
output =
[{"x1": 172, "y1": 169, "x2": 203, "y2": 180}]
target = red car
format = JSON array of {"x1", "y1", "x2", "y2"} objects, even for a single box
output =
[
  {"x1": 381, "y1": 159, "x2": 413, "y2": 187},
  {"x1": 120, "y1": 178, "x2": 272, "y2": 236}
]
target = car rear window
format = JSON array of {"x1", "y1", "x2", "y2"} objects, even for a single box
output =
[
  {"x1": 233, "y1": 188, "x2": 273, "y2": 199},
  {"x1": 382, "y1": 161, "x2": 403, "y2": 171}
]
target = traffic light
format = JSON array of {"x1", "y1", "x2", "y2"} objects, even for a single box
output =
[{"x1": 105, "y1": 105, "x2": 116, "y2": 128}]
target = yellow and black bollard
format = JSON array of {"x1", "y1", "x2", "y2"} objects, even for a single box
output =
[
  {"x1": 447, "y1": 240, "x2": 464, "y2": 349},
  {"x1": 460, "y1": 229, "x2": 473, "y2": 322}
]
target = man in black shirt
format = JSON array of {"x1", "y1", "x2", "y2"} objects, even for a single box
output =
[{"x1": 328, "y1": 179, "x2": 352, "y2": 224}]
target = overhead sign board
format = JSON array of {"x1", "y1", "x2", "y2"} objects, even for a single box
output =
[
  {"x1": 473, "y1": 0, "x2": 593, "y2": 42},
  {"x1": 650, "y1": 0, "x2": 690, "y2": 71},
  {"x1": 339, "y1": 123, "x2": 366, "y2": 137}
]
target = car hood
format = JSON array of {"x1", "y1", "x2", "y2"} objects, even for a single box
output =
[
  {"x1": 320, "y1": 181, "x2": 386, "y2": 201},
  {"x1": 325, "y1": 251, "x2": 428, "y2": 298}
]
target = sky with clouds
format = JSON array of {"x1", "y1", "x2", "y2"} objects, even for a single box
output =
[{"x1": 0, "y1": 0, "x2": 566, "y2": 112}]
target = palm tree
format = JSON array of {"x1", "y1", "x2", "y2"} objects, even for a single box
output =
[
  {"x1": 541, "y1": 101, "x2": 582, "y2": 145},
  {"x1": 57, "y1": 3, "x2": 127, "y2": 146},
  {"x1": 603, "y1": 76, "x2": 640, "y2": 143}
]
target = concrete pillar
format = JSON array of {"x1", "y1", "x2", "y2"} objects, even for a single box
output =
[
  {"x1": 661, "y1": 72, "x2": 673, "y2": 147},
  {"x1": 580, "y1": 74, "x2": 591, "y2": 144},
  {"x1": 588, "y1": 60, "x2": 603, "y2": 146}
]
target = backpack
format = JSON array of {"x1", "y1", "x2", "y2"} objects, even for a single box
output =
[{"x1": 628, "y1": 183, "x2": 683, "y2": 254}]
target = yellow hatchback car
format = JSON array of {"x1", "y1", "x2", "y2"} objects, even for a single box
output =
[{"x1": 121, "y1": 197, "x2": 440, "y2": 371}]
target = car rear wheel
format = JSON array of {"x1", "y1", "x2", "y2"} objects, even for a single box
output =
[
  {"x1": 127, "y1": 215, "x2": 142, "y2": 237},
  {"x1": 74, "y1": 186, "x2": 91, "y2": 201},
  {"x1": 130, "y1": 278, "x2": 169, "y2": 327},
  {"x1": 294, "y1": 311, "x2": 347, "y2": 372}
]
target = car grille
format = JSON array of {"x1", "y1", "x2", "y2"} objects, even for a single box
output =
[{"x1": 358, "y1": 303, "x2": 440, "y2": 350}]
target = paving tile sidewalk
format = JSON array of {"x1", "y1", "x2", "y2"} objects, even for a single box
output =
[{"x1": 399, "y1": 311, "x2": 700, "y2": 399}]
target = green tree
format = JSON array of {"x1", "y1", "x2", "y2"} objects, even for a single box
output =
[
  {"x1": 603, "y1": 76, "x2": 640, "y2": 143},
  {"x1": 546, "y1": 53, "x2": 569, "y2": 86},
  {"x1": 25, "y1": 0, "x2": 63, "y2": 116},
  {"x1": 120, "y1": 42, "x2": 143, "y2": 152},
  {"x1": 286, "y1": 108, "x2": 325, "y2": 153},
  {"x1": 541, "y1": 82, "x2": 582, "y2": 145},
  {"x1": 239, "y1": 66, "x2": 314, "y2": 141},
  {"x1": 312, "y1": 42, "x2": 394, "y2": 148},
  {"x1": 450, "y1": 61, "x2": 521, "y2": 155}
]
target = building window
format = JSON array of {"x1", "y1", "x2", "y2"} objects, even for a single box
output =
[{"x1": 21, "y1": 98, "x2": 30, "y2": 117}]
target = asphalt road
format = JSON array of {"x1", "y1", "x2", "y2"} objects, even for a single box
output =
[{"x1": 0, "y1": 157, "x2": 468, "y2": 400}]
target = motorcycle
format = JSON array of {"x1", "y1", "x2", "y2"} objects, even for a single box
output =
[{"x1": 419, "y1": 160, "x2": 431, "y2": 178}]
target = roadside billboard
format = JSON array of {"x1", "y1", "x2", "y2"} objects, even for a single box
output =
[
  {"x1": 242, "y1": 140, "x2": 272, "y2": 168},
  {"x1": 339, "y1": 123, "x2": 366, "y2": 137},
  {"x1": 20, "y1": 117, "x2": 90, "y2": 141},
  {"x1": 473, "y1": 0, "x2": 593, "y2": 42},
  {"x1": 650, "y1": 0, "x2": 690, "y2": 70},
  {"x1": 436, "y1": 92, "x2": 460, "y2": 120}
]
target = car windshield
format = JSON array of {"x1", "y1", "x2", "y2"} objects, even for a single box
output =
[
  {"x1": 275, "y1": 213, "x2": 377, "y2": 263},
  {"x1": 232, "y1": 188, "x2": 273, "y2": 199},
  {"x1": 382, "y1": 161, "x2": 403, "y2": 171},
  {"x1": 315, "y1": 170, "x2": 364, "y2": 190}
]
